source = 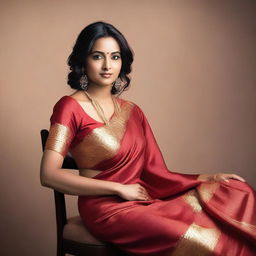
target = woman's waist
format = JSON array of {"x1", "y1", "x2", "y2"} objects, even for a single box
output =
[{"x1": 79, "y1": 166, "x2": 144, "y2": 183}]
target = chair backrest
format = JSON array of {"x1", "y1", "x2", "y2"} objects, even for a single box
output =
[{"x1": 40, "y1": 129, "x2": 78, "y2": 240}]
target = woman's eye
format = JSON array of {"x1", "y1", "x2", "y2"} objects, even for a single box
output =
[
  {"x1": 92, "y1": 55, "x2": 102, "y2": 60},
  {"x1": 91, "y1": 54, "x2": 120, "y2": 60},
  {"x1": 112, "y1": 55, "x2": 121, "y2": 60}
]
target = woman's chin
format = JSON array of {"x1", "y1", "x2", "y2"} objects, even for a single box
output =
[{"x1": 94, "y1": 81, "x2": 115, "y2": 88}]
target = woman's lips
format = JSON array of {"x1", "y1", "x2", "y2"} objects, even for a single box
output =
[{"x1": 100, "y1": 73, "x2": 112, "y2": 78}]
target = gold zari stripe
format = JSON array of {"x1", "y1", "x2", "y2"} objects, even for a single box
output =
[
  {"x1": 197, "y1": 182, "x2": 220, "y2": 202},
  {"x1": 70, "y1": 101, "x2": 134, "y2": 168},
  {"x1": 182, "y1": 189, "x2": 202, "y2": 212},
  {"x1": 197, "y1": 182, "x2": 256, "y2": 235},
  {"x1": 45, "y1": 123, "x2": 71, "y2": 156},
  {"x1": 170, "y1": 223, "x2": 220, "y2": 256},
  {"x1": 224, "y1": 215, "x2": 256, "y2": 231}
]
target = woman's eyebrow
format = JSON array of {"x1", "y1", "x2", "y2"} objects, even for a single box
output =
[{"x1": 91, "y1": 50, "x2": 121, "y2": 55}]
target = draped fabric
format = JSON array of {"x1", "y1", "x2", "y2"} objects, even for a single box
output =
[{"x1": 45, "y1": 96, "x2": 256, "y2": 256}]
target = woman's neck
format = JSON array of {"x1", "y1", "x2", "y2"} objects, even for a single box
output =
[{"x1": 86, "y1": 83, "x2": 113, "y2": 102}]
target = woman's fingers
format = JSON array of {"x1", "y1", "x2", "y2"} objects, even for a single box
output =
[
  {"x1": 216, "y1": 174, "x2": 230, "y2": 183},
  {"x1": 119, "y1": 183, "x2": 152, "y2": 201},
  {"x1": 139, "y1": 190, "x2": 150, "y2": 200},
  {"x1": 228, "y1": 174, "x2": 246, "y2": 182},
  {"x1": 215, "y1": 173, "x2": 246, "y2": 183},
  {"x1": 138, "y1": 185, "x2": 151, "y2": 200},
  {"x1": 138, "y1": 193, "x2": 149, "y2": 201}
]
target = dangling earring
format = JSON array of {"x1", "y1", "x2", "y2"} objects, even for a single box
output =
[
  {"x1": 80, "y1": 74, "x2": 88, "y2": 90},
  {"x1": 113, "y1": 77, "x2": 122, "y2": 91}
]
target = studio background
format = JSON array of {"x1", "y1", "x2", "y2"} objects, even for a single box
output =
[{"x1": 0, "y1": 0, "x2": 255, "y2": 255}]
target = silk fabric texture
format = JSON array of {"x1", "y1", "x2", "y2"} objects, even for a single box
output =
[{"x1": 45, "y1": 96, "x2": 256, "y2": 256}]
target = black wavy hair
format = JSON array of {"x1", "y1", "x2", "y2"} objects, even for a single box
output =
[{"x1": 67, "y1": 21, "x2": 134, "y2": 95}]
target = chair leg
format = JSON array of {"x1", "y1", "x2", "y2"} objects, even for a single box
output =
[
  {"x1": 57, "y1": 239, "x2": 65, "y2": 256},
  {"x1": 57, "y1": 247, "x2": 65, "y2": 256}
]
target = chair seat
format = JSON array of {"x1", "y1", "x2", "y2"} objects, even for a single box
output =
[{"x1": 63, "y1": 215, "x2": 106, "y2": 245}]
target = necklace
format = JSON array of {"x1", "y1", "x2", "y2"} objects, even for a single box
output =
[{"x1": 83, "y1": 91, "x2": 119, "y2": 125}]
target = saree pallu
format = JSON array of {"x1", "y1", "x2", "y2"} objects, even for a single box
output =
[{"x1": 45, "y1": 96, "x2": 256, "y2": 256}]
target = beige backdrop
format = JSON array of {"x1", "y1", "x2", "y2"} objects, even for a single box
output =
[{"x1": 1, "y1": 0, "x2": 255, "y2": 255}]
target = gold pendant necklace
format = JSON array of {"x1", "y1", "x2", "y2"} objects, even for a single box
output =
[{"x1": 83, "y1": 91, "x2": 119, "y2": 125}]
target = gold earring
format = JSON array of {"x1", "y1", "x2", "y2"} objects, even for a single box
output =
[
  {"x1": 80, "y1": 74, "x2": 88, "y2": 90},
  {"x1": 114, "y1": 77, "x2": 122, "y2": 90}
]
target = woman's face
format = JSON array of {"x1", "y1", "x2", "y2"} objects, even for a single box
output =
[{"x1": 85, "y1": 36, "x2": 122, "y2": 88}]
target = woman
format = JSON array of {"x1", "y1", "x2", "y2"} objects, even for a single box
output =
[{"x1": 40, "y1": 21, "x2": 256, "y2": 256}]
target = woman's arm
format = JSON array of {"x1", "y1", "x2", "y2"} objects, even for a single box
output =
[
  {"x1": 40, "y1": 149, "x2": 151, "y2": 200},
  {"x1": 197, "y1": 173, "x2": 246, "y2": 183}
]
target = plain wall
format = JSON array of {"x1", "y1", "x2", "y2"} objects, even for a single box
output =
[{"x1": 0, "y1": 0, "x2": 255, "y2": 255}]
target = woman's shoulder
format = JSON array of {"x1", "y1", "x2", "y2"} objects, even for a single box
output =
[
  {"x1": 51, "y1": 94, "x2": 84, "y2": 116},
  {"x1": 49, "y1": 95, "x2": 84, "y2": 126},
  {"x1": 53, "y1": 95, "x2": 75, "y2": 108},
  {"x1": 54, "y1": 90, "x2": 87, "y2": 105}
]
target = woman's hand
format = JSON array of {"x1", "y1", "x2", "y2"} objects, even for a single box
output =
[
  {"x1": 116, "y1": 183, "x2": 152, "y2": 201},
  {"x1": 198, "y1": 173, "x2": 246, "y2": 183}
]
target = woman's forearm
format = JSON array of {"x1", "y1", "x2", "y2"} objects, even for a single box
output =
[
  {"x1": 197, "y1": 172, "x2": 246, "y2": 183},
  {"x1": 41, "y1": 168, "x2": 122, "y2": 196}
]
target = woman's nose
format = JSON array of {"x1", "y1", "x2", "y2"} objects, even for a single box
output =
[{"x1": 102, "y1": 57, "x2": 111, "y2": 70}]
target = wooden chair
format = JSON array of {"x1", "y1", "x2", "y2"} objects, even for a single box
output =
[{"x1": 40, "y1": 129, "x2": 127, "y2": 256}]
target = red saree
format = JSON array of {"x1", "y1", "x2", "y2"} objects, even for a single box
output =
[{"x1": 45, "y1": 95, "x2": 256, "y2": 256}]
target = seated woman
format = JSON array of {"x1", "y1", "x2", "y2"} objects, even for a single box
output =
[{"x1": 40, "y1": 21, "x2": 256, "y2": 256}]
